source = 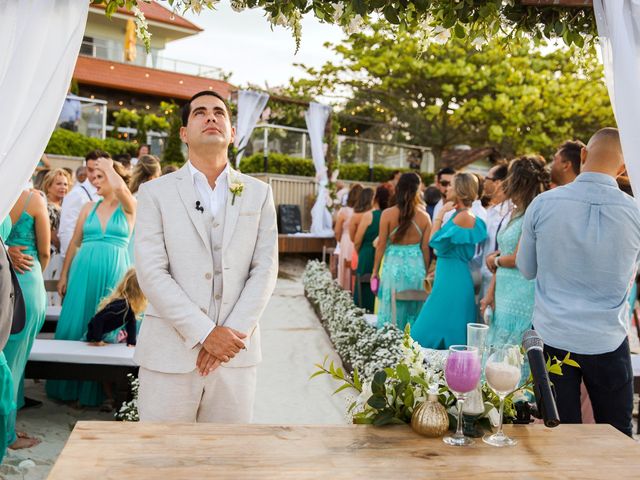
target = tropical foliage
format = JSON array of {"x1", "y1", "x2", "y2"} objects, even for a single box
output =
[{"x1": 288, "y1": 27, "x2": 614, "y2": 160}]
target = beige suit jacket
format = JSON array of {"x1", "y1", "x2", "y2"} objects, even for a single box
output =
[{"x1": 133, "y1": 164, "x2": 278, "y2": 373}]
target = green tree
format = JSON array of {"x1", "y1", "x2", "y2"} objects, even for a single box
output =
[
  {"x1": 163, "y1": 115, "x2": 185, "y2": 166},
  {"x1": 289, "y1": 26, "x2": 614, "y2": 162}
]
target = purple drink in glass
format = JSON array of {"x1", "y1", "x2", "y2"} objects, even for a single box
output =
[{"x1": 445, "y1": 349, "x2": 481, "y2": 394}]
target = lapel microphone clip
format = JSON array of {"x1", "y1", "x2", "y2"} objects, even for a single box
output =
[{"x1": 195, "y1": 201, "x2": 204, "y2": 213}]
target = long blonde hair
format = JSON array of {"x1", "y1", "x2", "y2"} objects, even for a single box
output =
[
  {"x1": 129, "y1": 154, "x2": 161, "y2": 194},
  {"x1": 97, "y1": 268, "x2": 147, "y2": 316}
]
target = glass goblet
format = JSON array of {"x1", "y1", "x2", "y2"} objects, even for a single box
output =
[
  {"x1": 483, "y1": 344, "x2": 523, "y2": 447},
  {"x1": 443, "y1": 345, "x2": 482, "y2": 446}
]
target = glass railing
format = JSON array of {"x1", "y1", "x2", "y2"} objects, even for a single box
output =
[
  {"x1": 57, "y1": 95, "x2": 108, "y2": 139},
  {"x1": 247, "y1": 124, "x2": 433, "y2": 172},
  {"x1": 80, "y1": 39, "x2": 225, "y2": 79}
]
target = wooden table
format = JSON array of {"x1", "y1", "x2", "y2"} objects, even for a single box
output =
[{"x1": 49, "y1": 423, "x2": 640, "y2": 479}]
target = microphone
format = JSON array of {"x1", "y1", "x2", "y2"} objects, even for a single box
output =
[
  {"x1": 522, "y1": 330, "x2": 560, "y2": 428},
  {"x1": 195, "y1": 201, "x2": 204, "y2": 213}
]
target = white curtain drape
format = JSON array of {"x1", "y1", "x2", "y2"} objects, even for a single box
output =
[
  {"x1": 594, "y1": 0, "x2": 640, "y2": 203},
  {"x1": 234, "y1": 90, "x2": 269, "y2": 167},
  {"x1": 305, "y1": 102, "x2": 333, "y2": 236},
  {"x1": 0, "y1": 0, "x2": 89, "y2": 220}
]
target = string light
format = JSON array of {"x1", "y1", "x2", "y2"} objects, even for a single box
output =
[
  {"x1": 179, "y1": 80, "x2": 184, "y2": 84},
  {"x1": 109, "y1": 65, "x2": 115, "y2": 70},
  {"x1": 118, "y1": 101, "x2": 123, "y2": 106},
  {"x1": 145, "y1": 73, "x2": 150, "y2": 78},
  {"x1": 145, "y1": 105, "x2": 150, "y2": 110}
]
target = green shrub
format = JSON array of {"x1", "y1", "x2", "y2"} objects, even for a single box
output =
[
  {"x1": 45, "y1": 129, "x2": 138, "y2": 157},
  {"x1": 239, "y1": 152, "x2": 434, "y2": 185},
  {"x1": 162, "y1": 115, "x2": 185, "y2": 165}
]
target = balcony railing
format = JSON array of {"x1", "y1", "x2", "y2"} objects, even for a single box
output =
[{"x1": 80, "y1": 38, "x2": 225, "y2": 79}]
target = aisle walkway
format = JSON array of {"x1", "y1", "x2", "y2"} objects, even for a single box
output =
[{"x1": 1, "y1": 257, "x2": 348, "y2": 479}]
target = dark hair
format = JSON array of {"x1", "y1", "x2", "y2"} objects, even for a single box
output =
[
  {"x1": 437, "y1": 167, "x2": 455, "y2": 182},
  {"x1": 354, "y1": 188, "x2": 374, "y2": 213},
  {"x1": 346, "y1": 184, "x2": 363, "y2": 208},
  {"x1": 557, "y1": 140, "x2": 585, "y2": 176},
  {"x1": 392, "y1": 172, "x2": 422, "y2": 243},
  {"x1": 388, "y1": 170, "x2": 401, "y2": 181},
  {"x1": 423, "y1": 185, "x2": 442, "y2": 206},
  {"x1": 85, "y1": 149, "x2": 110, "y2": 162},
  {"x1": 181, "y1": 90, "x2": 231, "y2": 126},
  {"x1": 162, "y1": 164, "x2": 179, "y2": 175},
  {"x1": 375, "y1": 185, "x2": 391, "y2": 210},
  {"x1": 114, "y1": 153, "x2": 132, "y2": 167},
  {"x1": 492, "y1": 162, "x2": 509, "y2": 181},
  {"x1": 503, "y1": 155, "x2": 550, "y2": 216}
]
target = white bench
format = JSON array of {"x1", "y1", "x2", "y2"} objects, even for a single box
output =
[{"x1": 26, "y1": 339, "x2": 138, "y2": 406}]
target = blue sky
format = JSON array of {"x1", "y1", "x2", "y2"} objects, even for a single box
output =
[{"x1": 163, "y1": 1, "x2": 345, "y2": 88}]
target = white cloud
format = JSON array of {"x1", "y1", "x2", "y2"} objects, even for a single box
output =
[{"x1": 162, "y1": 1, "x2": 345, "y2": 88}]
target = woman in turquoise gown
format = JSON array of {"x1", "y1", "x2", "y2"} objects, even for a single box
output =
[
  {"x1": 481, "y1": 155, "x2": 549, "y2": 348},
  {"x1": 47, "y1": 158, "x2": 135, "y2": 407},
  {"x1": 0, "y1": 216, "x2": 16, "y2": 459},
  {"x1": 373, "y1": 173, "x2": 431, "y2": 330},
  {"x1": 4, "y1": 190, "x2": 50, "y2": 449},
  {"x1": 412, "y1": 173, "x2": 487, "y2": 349}
]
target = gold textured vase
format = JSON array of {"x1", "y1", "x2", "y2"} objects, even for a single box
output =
[{"x1": 411, "y1": 393, "x2": 450, "y2": 438}]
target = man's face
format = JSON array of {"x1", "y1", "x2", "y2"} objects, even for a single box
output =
[
  {"x1": 484, "y1": 166, "x2": 500, "y2": 197},
  {"x1": 437, "y1": 173, "x2": 453, "y2": 196},
  {"x1": 76, "y1": 167, "x2": 87, "y2": 184},
  {"x1": 180, "y1": 95, "x2": 235, "y2": 151},
  {"x1": 139, "y1": 145, "x2": 149, "y2": 156},
  {"x1": 550, "y1": 150, "x2": 577, "y2": 186},
  {"x1": 85, "y1": 159, "x2": 98, "y2": 187}
]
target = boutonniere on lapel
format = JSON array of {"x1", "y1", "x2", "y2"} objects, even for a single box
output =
[{"x1": 229, "y1": 178, "x2": 244, "y2": 206}]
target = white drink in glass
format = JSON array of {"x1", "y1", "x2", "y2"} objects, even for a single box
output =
[{"x1": 485, "y1": 361, "x2": 521, "y2": 395}]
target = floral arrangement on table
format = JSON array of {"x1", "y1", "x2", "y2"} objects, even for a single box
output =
[
  {"x1": 115, "y1": 373, "x2": 139, "y2": 421},
  {"x1": 304, "y1": 260, "x2": 574, "y2": 431}
]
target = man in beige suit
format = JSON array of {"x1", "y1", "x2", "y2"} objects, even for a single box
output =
[{"x1": 134, "y1": 91, "x2": 278, "y2": 422}]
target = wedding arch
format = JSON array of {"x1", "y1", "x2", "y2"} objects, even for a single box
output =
[{"x1": 2, "y1": 0, "x2": 639, "y2": 219}]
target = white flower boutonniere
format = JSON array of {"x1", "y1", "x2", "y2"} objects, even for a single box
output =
[{"x1": 229, "y1": 179, "x2": 244, "y2": 206}]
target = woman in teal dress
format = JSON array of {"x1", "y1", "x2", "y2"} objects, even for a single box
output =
[
  {"x1": 354, "y1": 186, "x2": 390, "y2": 312},
  {"x1": 0, "y1": 215, "x2": 16, "y2": 458},
  {"x1": 373, "y1": 173, "x2": 431, "y2": 330},
  {"x1": 4, "y1": 189, "x2": 50, "y2": 449},
  {"x1": 47, "y1": 158, "x2": 135, "y2": 407},
  {"x1": 481, "y1": 156, "x2": 549, "y2": 347},
  {"x1": 412, "y1": 173, "x2": 487, "y2": 349}
]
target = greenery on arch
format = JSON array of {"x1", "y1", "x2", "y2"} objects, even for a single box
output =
[{"x1": 94, "y1": 0, "x2": 596, "y2": 52}]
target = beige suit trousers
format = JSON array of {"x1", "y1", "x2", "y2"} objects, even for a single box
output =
[{"x1": 138, "y1": 365, "x2": 257, "y2": 423}]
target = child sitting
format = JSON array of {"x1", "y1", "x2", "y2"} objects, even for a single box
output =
[{"x1": 85, "y1": 268, "x2": 146, "y2": 347}]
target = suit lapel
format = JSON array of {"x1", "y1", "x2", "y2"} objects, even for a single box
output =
[
  {"x1": 176, "y1": 165, "x2": 211, "y2": 252},
  {"x1": 222, "y1": 167, "x2": 242, "y2": 250}
]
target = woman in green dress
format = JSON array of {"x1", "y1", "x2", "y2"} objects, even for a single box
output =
[
  {"x1": 481, "y1": 156, "x2": 549, "y2": 347},
  {"x1": 373, "y1": 173, "x2": 432, "y2": 330},
  {"x1": 412, "y1": 173, "x2": 487, "y2": 349},
  {"x1": 354, "y1": 186, "x2": 390, "y2": 312},
  {"x1": 47, "y1": 157, "x2": 135, "y2": 407},
  {"x1": 4, "y1": 189, "x2": 50, "y2": 449},
  {"x1": 0, "y1": 215, "x2": 16, "y2": 458}
]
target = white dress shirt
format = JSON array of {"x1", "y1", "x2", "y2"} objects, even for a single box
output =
[
  {"x1": 188, "y1": 160, "x2": 230, "y2": 344},
  {"x1": 188, "y1": 160, "x2": 229, "y2": 218},
  {"x1": 58, "y1": 179, "x2": 98, "y2": 257},
  {"x1": 479, "y1": 199, "x2": 513, "y2": 298}
]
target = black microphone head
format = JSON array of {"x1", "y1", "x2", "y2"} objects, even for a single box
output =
[{"x1": 522, "y1": 329, "x2": 544, "y2": 352}]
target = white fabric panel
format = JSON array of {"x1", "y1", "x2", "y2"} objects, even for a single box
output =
[
  {"x1": 29, "y1": 339, "x2": 136, "y2": 366},
  {"x1": 0, "y1": 0, "x2": 88, "y2": 220},
  {"x1": 234, "y1": 90, "x2": 269, "y2": 167},
  {"x1": 305, "y1": 102, "x2": 333, "y2": 235},
  {"x1": 594, "y1": 0, "x2": 640, "y2": 204}
]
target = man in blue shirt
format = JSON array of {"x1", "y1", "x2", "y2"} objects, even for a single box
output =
[{"x1": 517, "y1": 128, "x2": 640, "y2": 437}]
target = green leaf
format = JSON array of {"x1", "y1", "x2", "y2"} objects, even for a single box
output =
[
  {"x1": 563, "y1": 358, "x2": 580, "y2": 368},
  {"x1": 396, "y1": 364, "x2": 410, "y2": 383},
  {"x1": 373, "y1": 409, "x2": 395, "y2": 426},
  {"x1": 309, "y1": 370, "x2": 326, "y2": 380},
  {"x1": 404, "y1": 388, "x2": 415, "y2": 408},
  {"x1": 334, "y1": 383, "x2": 355, "y2": 395},
  {"x1": 454, "y1": 23, "x2": 466, "y2": 39},
  {"x1": 548, "y1": 364, "x2": 563, "y2": 376},
  {"x1": 368, "y1": 395, "x2": 387, "y2": 410},
  {"x1": 383, "y1": 6, "x2": 400, "y2": 25},
  {"x1": 353, "y1": 368, "x2": 362, "y2": 391},
  {"x1": 352, "y1": 0, "x2": 367, "y2": 16}
]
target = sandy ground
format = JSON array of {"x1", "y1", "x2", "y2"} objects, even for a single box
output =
[{"x1": 0, "y1": 257, "x2": 349, "y2": 479}]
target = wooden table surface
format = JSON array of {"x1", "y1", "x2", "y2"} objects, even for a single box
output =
[{"x1": 49, "y1": 422, "x2": 640, "y2": 479}]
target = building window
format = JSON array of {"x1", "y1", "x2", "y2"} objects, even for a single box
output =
[{"x1": 80, "y1": 36, "x2": 94, "y2": 56}]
